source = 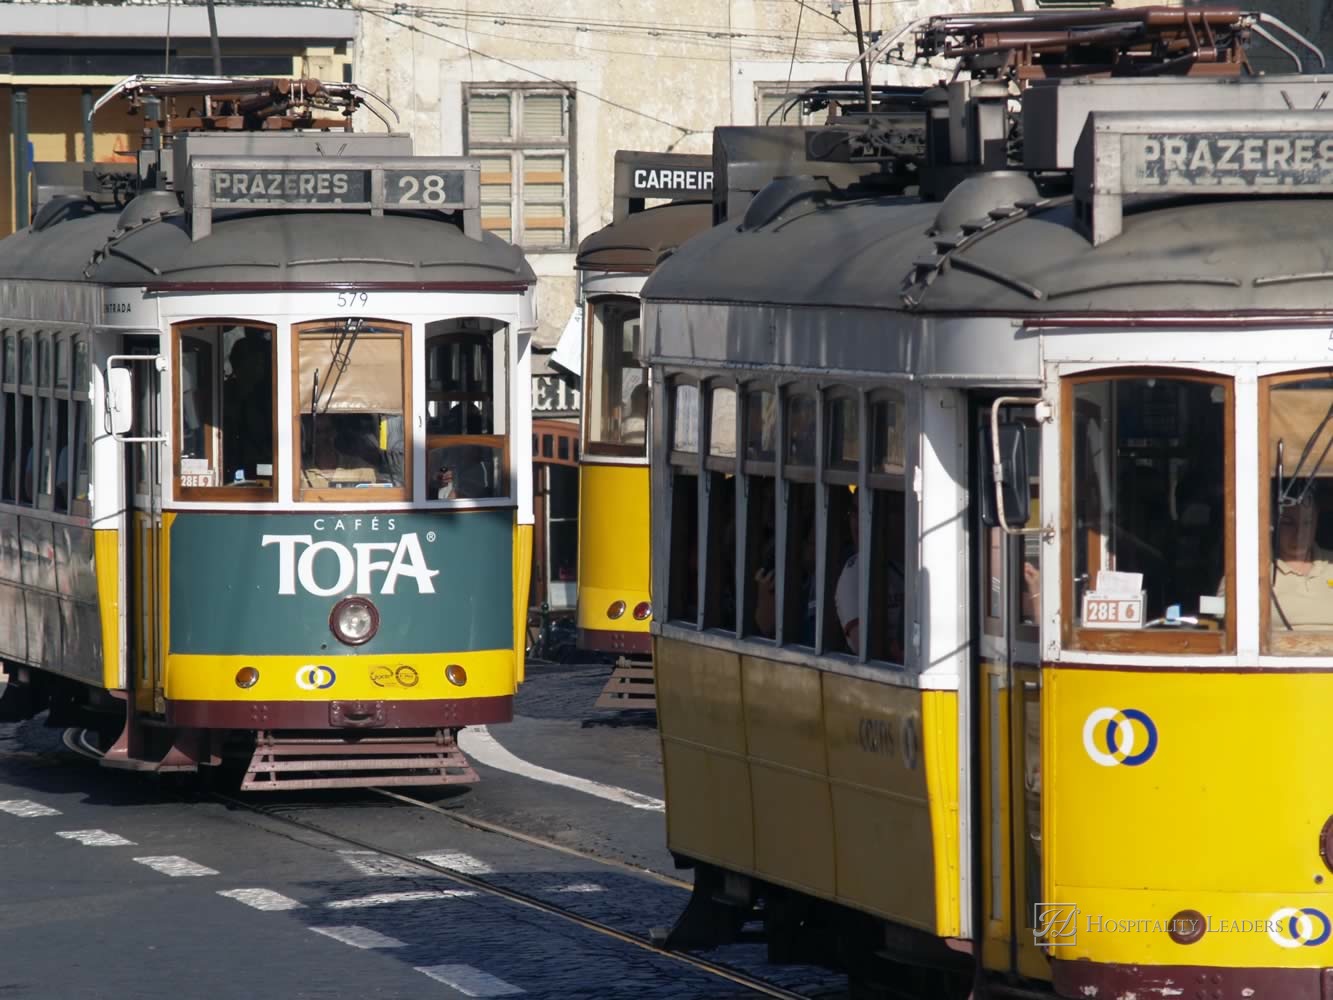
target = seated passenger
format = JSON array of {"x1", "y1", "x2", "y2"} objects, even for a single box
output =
[
  {"x1": 622, "y1": 382, "x2": 648, "y2": 446},
  {"x1": 834, "y1": 499, "x2": 904, "y2": 660},
  {"x1": 1272, "y1": 490, "x2": 1333, "y2": 629},
  {"x1": 430, "y1": 445, "x2": 492, "y2": 499}
]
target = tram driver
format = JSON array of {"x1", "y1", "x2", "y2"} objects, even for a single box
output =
[{"x1": 1271, "y1": 489, "x2": 1333, "y2": 629}]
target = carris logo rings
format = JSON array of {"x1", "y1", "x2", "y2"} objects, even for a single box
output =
[
  {"x1": 296, "y1": 665, "x2": 337, "y2": 690},
  {"x1": 1270, "y1": 908, "x2": 1332, "y2": 949},
  {"x1": 1082, "y1": 707, "x2": 1158, "y2": 767}
]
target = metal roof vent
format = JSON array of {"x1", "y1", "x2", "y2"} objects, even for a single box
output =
[
  {"x1": 116, "y1": 189, "x2": 181, "y2": 232},
  {"x1": 932, "y1": 171, "x2": 1038, "y2": 235},
  {"x1": 740, "y1": 175, "x2": 833, "y2": 231}
]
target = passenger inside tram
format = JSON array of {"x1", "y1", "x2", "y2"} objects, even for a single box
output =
[
  {"x1": 222, "y1": 329, "x2": 273, "y2": 483},
  {"x1": 1271, "y1": 488, "x2": 1333, "y2": 630}
]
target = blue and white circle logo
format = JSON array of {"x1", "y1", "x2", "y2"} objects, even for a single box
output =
[
  {"x1": 295, "y1": 665, "x2": 337, "y2": 691},
  {"x1": 1270, "y1": 908, "x2": 1331, "y2": 948},
  {"x1": 1082, "y1": 707, "x2": 1158, "y2": 767}
]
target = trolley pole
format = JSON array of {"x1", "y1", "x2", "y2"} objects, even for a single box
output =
[
  {"x1": 206, "y1": 0, "x2": 222, "y2": 76},
  {"x1": 851, "y1": 0, "x2": 874, "y2": 115}
]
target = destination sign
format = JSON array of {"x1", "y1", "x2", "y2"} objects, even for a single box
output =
[
  {"x1": 1127, "y1": 132, "x2": 1333, "y2": 187},
  {"x1": 384, "y1": 168, "x2": 467, "y2": 207},
  {"x1": 629, "y1": 166, "x2": 714, "y2": 198},
  {"x1": 211, "y1": 168, "x2": 371, "y2": 204}
]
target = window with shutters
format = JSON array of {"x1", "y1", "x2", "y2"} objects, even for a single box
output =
[
  {"x1": 465, "y1": 87, "x2": 574, "y2": 250},
  {"x1": 754, "y1": 84, "x2": 816, "y2": 126}
]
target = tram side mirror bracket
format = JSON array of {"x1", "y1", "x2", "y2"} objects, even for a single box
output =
[
  {"x1": 107, "y1": 366, "x2": 134, "y2": 437},
  {"x1": 983, "y1": 396, "x2": 1045, "y2": 535}
]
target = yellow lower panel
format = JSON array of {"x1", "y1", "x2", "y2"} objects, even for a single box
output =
[
  {"x1": 752, "y1": 762, "x2": 835, "y2": 897},
  {"x1": 662, "y1": 740, "x2": 754, "y2": 872},
  {"x1": 165, "y1": 648, "x2": 516, "y2": 702},
  {"x1": 654, "y1": 638, "x2": 746, "y2": 753},
  {"x1": 922, "y1": 689, "x2": 960, "y2": 938},
  {"x1": 577, "y1": 462, "x2": 650, "y2": 632},
  {"x1": 513, "y1": 523, "x2": 532, "y2": 684},
  {"x1": 94, "y1": 529, "x2": 121, "y2": 691},
  {"x1": 832, "y1": 782, "x2": 937, "y2": 930}
]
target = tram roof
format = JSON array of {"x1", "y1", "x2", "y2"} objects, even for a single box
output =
[
  {"x1": 575, "y1": 201, "x2": 713, "y2": 275},
  {"x1": 0, "y1": 199, "x2": 535, "y2": 289},
  {"x1": 642, "y1": 183, "x2": 1333, "y2": 317}
]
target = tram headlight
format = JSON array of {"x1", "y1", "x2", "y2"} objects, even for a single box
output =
[
  {"x1": 632, "y1": 601, "x2": 652, "y2": 621},
  {"x1": 235, "y1": 667, "x2": 260, "y2": 689},
  {"x1": 330, "y1": 596, "x2": 379, "y2": 646},
  {"x1": 607, "y1": 600, "x2": 626, "y2": 620},
  {"x1": 446, "y1": 664, "x2": 468, "y2": 687}
]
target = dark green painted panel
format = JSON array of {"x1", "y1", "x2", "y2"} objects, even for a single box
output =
[{"x1": 169, "y1": 510, "x2": 513, "y2": 655}]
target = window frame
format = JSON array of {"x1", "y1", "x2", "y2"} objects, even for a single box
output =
[
  {"x1": 582, "y1": 295, "x2": 646, "y2": 458},
  {"x1": 1257, "y1": 368, "x2": 1333, "y2": 655},
  {"x1": 424, "y1": 320, "x2": 511, "y2": 503},
  {"x1": 754, "y1": 83, "x2": 818, "y2": 126},
  {"x1": 464, "y1": 84, "x2": 576, "y2": 252},
  {"x1": 172, "y1": 320, "x2": 279, "y2": 503},
  {"x1": 1060, "y1": 368, "x2": 1235, "y2": 655},
  {"x1": 291, "y1": 318, "x2": 412, "y2": 505}
]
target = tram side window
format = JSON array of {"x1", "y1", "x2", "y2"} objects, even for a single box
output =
[
  {"x1": 822, "y1": 394, "x2": 859, "y2": 656},
  {"x1": 667, "y1": 381, "x2": 700, "y2": 623},
  {"x1": 298, "y1": 320, "x2": 408, "y2": 500},
  {"x1": 1069, "y1": 375, "x2": 1229, "y2": 648},
  {"x1": 18, "y1": 334, "x2": 34, "y2": 506},
  {"x1": 586, "y1": 299, "x2": 646, "y2": 456},
  {"x1": 1, "y1": 331, "x2": 14, "y2": 503},
  {"x1": 425, "y1": 320, "x2": 508, "y2": 500},
  {"x1": 703, "y1": 384, "x2": 737, "y2": 632},
  {"x1": 1262, "y1": 375, "x2": 1333, "y2": 652},
  {"x1": 743, "y1": 386, "x2": 777, "y2": 638},
  {"x1": 173, "y1": 323, "x2": 275, "y2": 497},
  {"x1": 70, "y1": 339, "x2": 90, "y2": 514},
  {"x1": 783, "y1": 393, "x2": 818, "y2": 647}
]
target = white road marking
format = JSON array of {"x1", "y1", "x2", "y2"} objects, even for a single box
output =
[
  {"x1": 133, "y1": 856, "x2": 219, "y2": 877},
  {"x1": 416, "y1": 851, "x2": 494, "y2": 875},
  {"x1": 217, "y1": 888, "x2": 304, "y2": 911},
  {"x1": 338, "y1": 849, "x2": 429, "y2": 877},
  {"x1": 415, "y1": 965, "x2": 524, "y2": 996},
  {"x1": 552, "y1": 882, "x2": 605, "y2": 893},
  {"x1": 56, "y1": 830, "x2": 135, "y2": 847},
  {"x1": 457, "y1": 727, "x2": 665, "y2": 812},
  {"x1": 325, "y1": 889, "x2": 476, "y2": 910},
  {"x1": 310, "y1": 925, "x2": 406, "y2": 949},
  {"x1": 0, "y1": 799, "x2": 61, "y2": 817}
]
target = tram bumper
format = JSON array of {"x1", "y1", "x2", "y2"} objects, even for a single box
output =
[{"x1": 1053, "y1": 958, "x2": 1330, "y2": 1000}]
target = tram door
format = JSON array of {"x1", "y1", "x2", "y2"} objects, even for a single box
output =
[
  {"x1": 973, "y1": 400, "x2": 1046, "y2": 980},
  {"x1": 119, "y1": 338, "x2": 165, "y2": 713}
]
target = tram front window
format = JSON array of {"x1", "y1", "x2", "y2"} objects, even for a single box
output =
[
  {"x1": 174, "y1": 323, "x2": 275, "y2": 498},
  {"x1": 1265, "y1": 375, "x2": 1333, "y2": 650},
  {"x1": 1068, "y1": 375, "x2": 1229, "y2": 648},
  {"x1": 296, "y1": 320, "x2": 407, "y2": 500},
  {"x1": 425, "y1": 320, "x2": 508, "y2": 500},
  {"x1": 586, "y1": 299, "x2": 646, "y2": 456}
]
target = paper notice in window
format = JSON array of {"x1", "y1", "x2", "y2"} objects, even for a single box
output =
[
  {"x1": 1095, "y1": 570, "x2": 1143, "y2": 597},
  {"x1": 256, "y1": 464, "x2": 273, "y2": 476},
  {"x1": 181, "y1": 458, "x2": 210, "y2": 475}
]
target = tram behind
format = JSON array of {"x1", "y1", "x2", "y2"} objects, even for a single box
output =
[
  {"x1": 0, "y1": 77, "x2": 536, "y2": 789},
  {"x1": 573, "y1": 151, "x2": 713, "y2": 656},
  {"x1": 645, "y1": 10, "x2": 1333, "y2": 998}
]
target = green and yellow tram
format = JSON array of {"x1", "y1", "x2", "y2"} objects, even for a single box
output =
[{"x1": 0, "y1": 76, "x2": 535, "y2": 788}]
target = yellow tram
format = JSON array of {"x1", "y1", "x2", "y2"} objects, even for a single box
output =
[
  {"x1": 573, "y1": 152, "x2": 712, "y2": 656},
  {"x1": 646, "y1": 10, "x2": 1333, "y2": 997}
]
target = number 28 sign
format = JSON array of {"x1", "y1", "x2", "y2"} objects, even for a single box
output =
[
  {"x1": 384, "y1": 169, "x2": 466, "y2": 207},
  {"x1": 1081, "y1": 593, "x2": 1145, "y2": 629}
]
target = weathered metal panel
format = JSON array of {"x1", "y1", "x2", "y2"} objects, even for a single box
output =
[{"x1": 18, "y1": 515, "x2": 57, "y2": 593}]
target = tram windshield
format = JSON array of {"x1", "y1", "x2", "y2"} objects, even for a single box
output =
[
  {"x1": 174, "y1": 322, "x2": 276, "y2": 498},
  {"x1": 295, "y1": 319, "x2": 407, "y2": 500},
  {"x1": 585, "y1": 299, "x2": 646, "y2": 457},
  {"x1": 1265, "y1": 374, "x2": 1333, "y2": 651},
  {"x1": 424, "y1": 319, "x2": 508, "y2": 500},
  {"x1": 1068, "y1": 375, "x2": 1229, "y2": 649}
]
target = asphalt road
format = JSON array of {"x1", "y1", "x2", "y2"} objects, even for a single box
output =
[{"x1": 0, "y1": 664, "x2": 848, "y2": 1000}]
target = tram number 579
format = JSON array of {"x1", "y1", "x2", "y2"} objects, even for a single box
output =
[{"x1": 336, "y1": 291, "x2": 369, "y2": 308}]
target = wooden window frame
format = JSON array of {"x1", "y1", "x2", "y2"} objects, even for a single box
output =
[
  {"x1": 172, "y1": 320, "x2": 279, "y2": 503},
  {"x1": 464, "y1": 85, "x2": 576, "y2": 251},
  {"x1": 582, "y1": 296, "x2": 645, "y2": 458},
  {"x1": 1060, "y1": 368, "x2": 1235, "y2": 655},
  {"x1": 292, "y1": 318, "x2": 411, "y2": 505},
  {"x1": 1257, "y1": 369, "x2": 1333, "y2": 655}
]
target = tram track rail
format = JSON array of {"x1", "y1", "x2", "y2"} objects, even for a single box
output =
[{"x1": 61, "y1": 728, "x2": 812, "y2": 1000}]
